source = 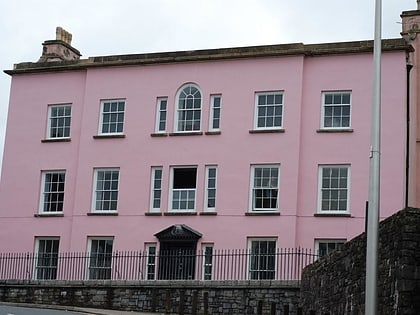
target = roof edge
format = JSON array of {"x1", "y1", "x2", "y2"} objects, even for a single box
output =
[{"x1": 4, "y1": 38, "x2": 412, "y2": 76}]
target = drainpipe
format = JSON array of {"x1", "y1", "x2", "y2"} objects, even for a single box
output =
[{"x1": 405, "y1": 62, "x2": 413, "y2": 209}]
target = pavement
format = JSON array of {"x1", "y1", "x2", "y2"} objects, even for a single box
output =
[
  {"x1": 69, "y1": 307, "x2": 163, "y2": 315},
  {"x1": 71, "y1": 307, "x2": 163, "y2": 315},
  {"x1": 0, "y1": 302, "x2": 164, "y2": 315}
]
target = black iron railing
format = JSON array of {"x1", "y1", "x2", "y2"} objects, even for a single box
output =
[{"x1": 0, "y1": 248, "x2": 317, "y2": 281}]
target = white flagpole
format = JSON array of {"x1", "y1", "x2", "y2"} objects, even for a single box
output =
[{"x1": 365, "y1": 0, "x2": 381, "y2": 313}]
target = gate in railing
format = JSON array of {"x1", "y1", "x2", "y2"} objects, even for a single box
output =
[{"x1": 0, "y1": 248, "x2": 317, "y2": 281}]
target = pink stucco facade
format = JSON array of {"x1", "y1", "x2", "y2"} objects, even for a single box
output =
[{"x1": 0, "y1": 36, "x2": 413, "y2": 260}]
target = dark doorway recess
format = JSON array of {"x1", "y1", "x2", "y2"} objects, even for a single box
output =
[{"x1": 155, "y1": 224, "x2": 202, "y2": 280}]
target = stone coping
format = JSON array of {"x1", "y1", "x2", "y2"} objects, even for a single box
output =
[
  {"x1": 5, "y1": 39, "x2": 412, "y2": 75},
  {"x1": 0, "y1": 279, "x2": 300, "y2": 289}
]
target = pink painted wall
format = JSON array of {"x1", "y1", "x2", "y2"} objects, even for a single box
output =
[
  {"x1": 0, "y1": 50, "x2": 408, "y2": 253},
  {"x1": 401, "y1": 11, "x2": 420, "y2": 208},
  {"x1": 296, "y1": 52, "x2": 407, "y2": 248}
]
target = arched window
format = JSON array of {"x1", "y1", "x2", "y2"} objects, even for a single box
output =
[{"x1": 176, "y1": 84, "x2": 202, "y2": 132}]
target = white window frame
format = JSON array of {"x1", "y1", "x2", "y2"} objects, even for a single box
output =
[
  {"x1": 155, "y1": 97, "x2": 168, "y2": 133},
  {"x1": 254, "y1": 91, "x2": 284, "y2": 130},
  {"x1": 320, "y1": 91, "x2": 352, "y2": 129},
  {"x1": 47, "y1": 104, "x2": 72, "y2": 139},
  {"x1": 315, "y1": 239, "x2": 346, "y2": 258},
  {"x1": 209, "y1": 95, "x2": 221, "y2": 131},
  {"x1": 249, "y1": 164, "x2": 280, "y2": 212},
  {"x1": 87, "y1": 237, "x2": 114, "y2": 280},
  {"x1": 204, "y1": 165, "x2": 217, "y2": 212},
  {"x1": 34, "y1": 237, "x2": 60, "y2": 280},
  {"x1": 169, "y1": 166, "x2": 198, "y2": 212},
  {"x1": 39, "y1": 170, "x2": 66, "y2": 214},
  {"x1": 247, "y1": 238, "x2": 277, "y2": 280},
  {"x1": 149, "y1": 167, "x2": 163, "y2": 212},
  {"x1": 174, "y1": 84, "x2": 202, "y2": 133},
  {"x1": 201, "y1": 244, "x2": 214, "y2": 280},
  {"x1": 91, "y1": 168, "x2": 120, "y2": 213},
  {"x1": 317, "y1": 165, "x2": 351, "y2": 214},
  {"x1": 98, "y1": 99, "x2": 126, "y2": 135},
  {"x1": 145, "y1": 243, "x2": 157, "y2": 280}
]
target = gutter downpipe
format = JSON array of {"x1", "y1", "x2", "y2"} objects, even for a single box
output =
[
  {"x1": 405, "y1": 62, "x2": 413, "y2": 209},
  {"x1": 365, "y1": 0, "x2": 381, "y2": 313}
]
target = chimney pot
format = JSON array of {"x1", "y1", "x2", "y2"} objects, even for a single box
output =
[{"x1": 56, "y1": 26, "x2": 72, "y2": 45}]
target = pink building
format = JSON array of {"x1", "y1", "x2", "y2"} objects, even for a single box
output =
[{"x1": 0, "y1": 25, "x2": 416, "y2": 280}]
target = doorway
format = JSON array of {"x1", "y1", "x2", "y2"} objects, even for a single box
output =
[{"x1": 154, "y1": 225, "x2": 202, "y2": 280}]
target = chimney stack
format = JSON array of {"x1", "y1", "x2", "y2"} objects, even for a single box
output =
[{"x1": 38, "y1": 27, "x2": 81, "y2": 62}]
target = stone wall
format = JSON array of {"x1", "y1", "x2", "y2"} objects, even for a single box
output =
[
  {"x1": 300, "y1": 208, "x2": 420, "y2": 314},
  {"x1": 0, "y1": 280, "x2": 301, "y2": 315}
]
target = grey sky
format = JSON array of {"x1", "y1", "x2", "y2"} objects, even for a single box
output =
[{"x1": 0, "y1": 0, "x2": 415, "y2": 171}]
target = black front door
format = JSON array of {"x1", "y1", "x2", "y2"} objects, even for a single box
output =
[
  {"x1": 154, "y1": 224, "x2": 202, "y2": 280},
  {"x1": 158, "y1": 241, "x2": 196, "y2": 280}
]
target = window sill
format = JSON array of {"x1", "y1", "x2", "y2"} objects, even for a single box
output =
[
  {"x1": 87, "y1": 212, "x2": 119, "y2": 216},
  {"x1": 145, "y1": 212, "x2": 163, "y2": 216},
  {"x1": 249, "y1": 129, "x2": 285, "y2": 134},
  {"x1": 150, "y1": 133, "x2": 168, "y2": 137},
  {"x1": 41, "y1": 138, "x2": 71, "y2": 143},
  {"x1": 169, "y1": 132, "x2": 203, "y2": 136},
  {"x1": 245, "y1": 212, "x2": 280, "y2": 216},
  {"x1": 164, "y1": 212, "x2": 198, "y2": 216},
  {"x1": 316, "y1": 129, "x2": 353, "y2": 133},
  {"x1": 199, "y1": 211, "x2": 217, "y2": 216},
  {"x1": 93, "y1": 134, "x2": 126, "y2": 139},
  {"x1": 205, "y1": 131, "x2": 221, "y2": 135},
  {"x1": 34, "y1": 213, "x2": 64, "y2": 217},
  {"x1": 314, "y1": 213, "x2": 351, "y2": 217}
]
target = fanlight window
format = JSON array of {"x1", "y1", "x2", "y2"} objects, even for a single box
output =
[{"x1": 176, "y1": 84, "x2": 202, "y2": 132}]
